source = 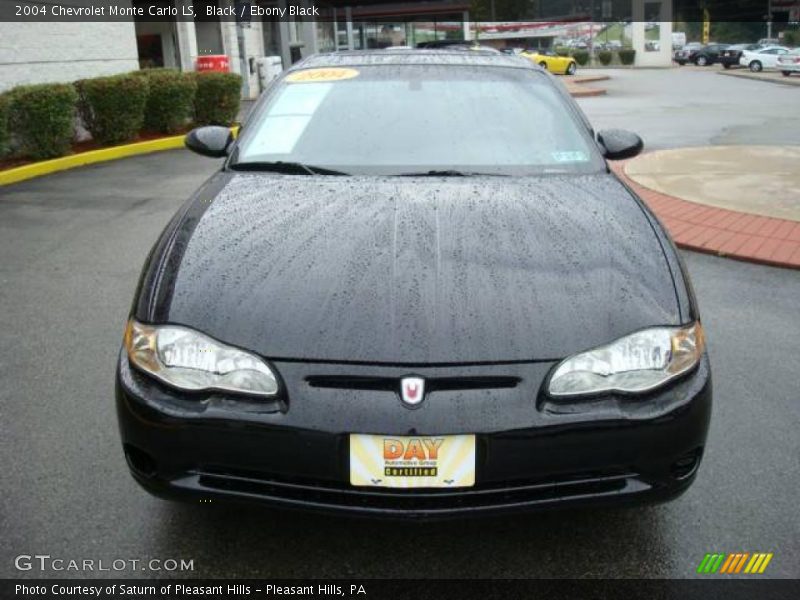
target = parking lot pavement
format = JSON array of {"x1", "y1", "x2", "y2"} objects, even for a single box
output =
[
  {"x1": 576, "y1": 67, "x2": 800, "y2": 148},
  {"x1": 1, "y1": 69, "x2": 799, "y2": 580}
]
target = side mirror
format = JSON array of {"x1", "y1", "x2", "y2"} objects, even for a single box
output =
[
  {"x1": 597, "y1": 129, "x2": 644, "y2": 161},
  {"x1": 184, "y1": 126, "x2": 233, "y2": 158}
]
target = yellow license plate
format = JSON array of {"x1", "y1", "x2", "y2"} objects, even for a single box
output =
[{"x1": 349, "y1": 434, "x2": 475, "y2": 488}]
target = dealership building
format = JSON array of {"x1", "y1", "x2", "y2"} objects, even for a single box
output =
[{"x1": 2, "y1": 0, "x2": 790, "y2": 98}]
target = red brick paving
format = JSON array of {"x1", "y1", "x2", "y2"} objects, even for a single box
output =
[{"x1": 610, "y1": 162, "x2": 800, "y2": 270}]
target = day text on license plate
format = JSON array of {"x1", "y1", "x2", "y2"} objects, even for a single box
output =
[{"x1": 349, "y1": 434, "x2": 475, "y2": 488}]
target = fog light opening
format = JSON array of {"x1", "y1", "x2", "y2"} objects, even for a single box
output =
[
  {"x1": 124, "y1": 444, "x2": 157, "y2": 478},
  {"x1": 670, "y1": 448, "x2": 703, "y2": 480}
]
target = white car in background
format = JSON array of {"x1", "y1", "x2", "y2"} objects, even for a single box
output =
[
  {"x1": 739, "y1": 46, "x2": 790, "y2": 72},
  {"x1": 777, "y1": 48, "x2": 800, "y2": 76}
]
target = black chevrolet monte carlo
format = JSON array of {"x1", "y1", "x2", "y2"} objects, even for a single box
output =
[{"x1": 117, "y1": 50, "x2": 711, "y2": 518}]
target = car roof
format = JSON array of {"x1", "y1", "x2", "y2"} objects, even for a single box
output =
[{"x1": 290, "y1": 50, "x2": 536, "y2": 71}]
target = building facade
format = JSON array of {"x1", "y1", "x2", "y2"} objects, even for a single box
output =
[{"x1": 1, "y1": 0, "x2": 678, "y2": 97}]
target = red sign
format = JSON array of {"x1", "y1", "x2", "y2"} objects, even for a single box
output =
[{"x1": 196, "y1": 55, "x2": 230, "y2": 73}]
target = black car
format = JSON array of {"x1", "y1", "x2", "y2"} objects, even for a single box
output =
[
  {"x1": 676, "y1": 43, "x2": 729, "y2": 66},
  {"x1": 719, "y1": 43, "x2": 762, "y2": 69},
  {"x1": 673, "y1": 42, "x2": 703, "y2": 64},
  {"x1": 117, "y1": 51, "x2": 711, "y2": 518}
]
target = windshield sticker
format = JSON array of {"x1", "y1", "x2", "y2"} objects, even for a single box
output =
[
  {"x1": 246, "y1": 116, "x2": 311, "y2": 155},
  {"x1": 286, "y1": 68, "x2": 359, "y2": 83},
  {"x1": 243, "y1": 84, "x2": 333, "y2": 156},
  {"x1": 552, "y1": 151, "x2": 588, "y2": 163}
]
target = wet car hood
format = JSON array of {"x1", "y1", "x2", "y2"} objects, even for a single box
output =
[{"x1": 147, "y1": 173, "x2": 680, "y2": 363}]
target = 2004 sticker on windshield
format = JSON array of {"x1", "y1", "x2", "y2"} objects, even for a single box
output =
[{"x1": 286, "y1": 68, "x2": 360, "y2": 83}]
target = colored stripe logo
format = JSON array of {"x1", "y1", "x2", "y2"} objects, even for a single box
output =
[{"x1": 697, "y1": 552, "x2": 773, "y2": 574}]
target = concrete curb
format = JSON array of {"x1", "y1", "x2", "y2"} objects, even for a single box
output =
[
  {"x1": 565, "y1": 74, "x2": 609, "y2": 97},
  {"x1": 611, "y1": 161, "x2": 800, "y2": 270},
  {"x1": 717, "y1": 70, "x2": 800, "y2": 88},
  {"x1": 0, "y1": 135, "x2": 185, "y2": 186},
  {"x1": 0, "y1": 126, "x2": 239, "y2": 187}
]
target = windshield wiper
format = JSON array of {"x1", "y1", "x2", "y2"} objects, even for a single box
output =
[
  {"x1": 396, "y1": 170, "x2": 508, "y2": 177},
  {"x1": 229, "y1": 161, "x2": 350, "y2": 176}
]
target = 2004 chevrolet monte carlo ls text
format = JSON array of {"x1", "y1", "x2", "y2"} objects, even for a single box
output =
[{"x1": 116, "y1": 50, "x2": 711, "y2": 518}]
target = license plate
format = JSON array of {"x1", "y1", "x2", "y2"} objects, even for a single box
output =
[{"x1": 349, "y1": 434, "x2": 476, "y2": 488}]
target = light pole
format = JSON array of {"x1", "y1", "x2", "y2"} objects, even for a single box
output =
[{"x1": 767, "y1": 0, "x2": 773, "y2": 40}]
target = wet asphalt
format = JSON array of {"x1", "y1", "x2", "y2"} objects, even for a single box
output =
[{"x1": 0, "y1": 68, "x2": 798, "y2": 579}]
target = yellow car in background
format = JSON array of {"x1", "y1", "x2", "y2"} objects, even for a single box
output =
[{"x1": 521, "y1": 50, "x2": 578, "y2": 75}]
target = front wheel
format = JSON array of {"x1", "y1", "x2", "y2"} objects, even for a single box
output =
[
  {"x1": 782, "y1": 71, "x2": 792, "y2": 77},
  {"x1": 539, "y1": 61, "x2": 548, "y2": 71},
  {"x1": 749, "y1": 60, "x2": 763, "y2": 72},
  {"x1": 696, "y1": 56, "x2": 708, "y2": 66},
  {"x1": 723, "y1": 63, "x2": 732, "y2": 69},
  {"x1": 566, "y1": 62, "x2": 577, "y2": 75}
]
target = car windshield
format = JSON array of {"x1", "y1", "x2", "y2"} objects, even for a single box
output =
[{"x1": 232, "y1": 64, "x2": 605, "y2": 176}]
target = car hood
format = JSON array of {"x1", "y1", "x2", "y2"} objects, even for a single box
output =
[{"x1": 147, "y1": 173, "x2": 680, "y2": 363}]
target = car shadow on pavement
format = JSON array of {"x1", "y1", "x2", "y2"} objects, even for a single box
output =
[{"x1": 150, "y1": 498, "x2": 671, "y2": 578}]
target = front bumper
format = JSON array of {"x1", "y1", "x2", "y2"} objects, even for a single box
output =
[{"x1": 116, "y1": 351, "x2": 712, "y2": 518}]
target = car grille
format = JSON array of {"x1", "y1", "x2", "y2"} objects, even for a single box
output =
[
  {"x1": 189, "y1": 468, "x2": 647, "y2": 514},
  {"x1": 305, "y1": 375, "x2": 520, "y2": 393}
]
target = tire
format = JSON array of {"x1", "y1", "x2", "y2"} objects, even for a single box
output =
[
  {"x1": 539, "y1": 61, "x2": 548, "y2": 71},
  {"x1": 723, "y1": 63, "x2": 731, "y2": 69},
  {"x1": 781, "y1": 71, "x2": 791, "y2": 77},
  {"x1": 676, "y1": 60, "x2": 686, "y2": 66},
  {"x1": 749, "y1": 61, "x2": 763, "y2": 72},
  {"x1": 696, "y1": 55, "x2": 708, "y2": 66},
  {"x1": 566, "y1": 62, "x2": 577, "y2": 75}
]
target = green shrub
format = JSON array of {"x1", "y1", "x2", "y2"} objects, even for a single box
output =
[
  {"x1": 8, "y1": 83, "x2": 77, "y2": 159},
  {"x1": 137, "y1": 69, "x2": 197, "y2": 133},
  {"x1": 572, "y1": 50, "x2": 589, "y2": 66},
  {"x1": 783, "y1": 29, "x2": 799, "y2": 47},
  {"x1": 193, "y1": 72, "x2": 242, "y2": 126},
  {"x1": 554, "y1": 46, "x2": 570, "y2": 57},
  {"x1": 618, "y1": 48, "x2": 637, "y2": 66},
  {"x1": 0, "y1": 94, "x2": 9, "y2": 157},
  {"x1": 597, "y1": 50, "x2": 613, "y2": 66},
  {"x1": 75, "y1": 73, "x2": 149, "y2": 144}
]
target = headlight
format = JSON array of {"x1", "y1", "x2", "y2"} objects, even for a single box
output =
[
  {"x1": 548, "y1": 322, "x2": 705, "y2": 397},
  {"x1": 124, "y1": 320, "x2": 279, "y2": 397}
]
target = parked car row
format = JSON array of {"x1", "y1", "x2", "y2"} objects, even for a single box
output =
[{"x1": 674, "y1": 41, "x2": 798, "y2": 76}]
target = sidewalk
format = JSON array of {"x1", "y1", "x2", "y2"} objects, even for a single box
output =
[{"x1": 612, "y1": 146, "x2": 800, "y2": 269}]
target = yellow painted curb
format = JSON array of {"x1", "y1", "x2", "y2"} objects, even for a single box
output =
[{"x1": 0, "y1": 126, "x2": 239, "y2": 187}]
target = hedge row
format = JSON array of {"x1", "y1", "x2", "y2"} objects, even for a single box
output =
[
  {"x1": 1, "y1": 69, "x2": 242, "y2": 160},
  {"x1": 0, "y1": 94, "x2": 9, "y2": 157},
  {"x1": 9, "y1": 84, "x2": 78, "y2": 160},
  {"x1": 76, "y1": 74, "x2": 149, "y2": 144},
  {"x1": 553, "y1": 46, "x2": 637, "y2": 67}
]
